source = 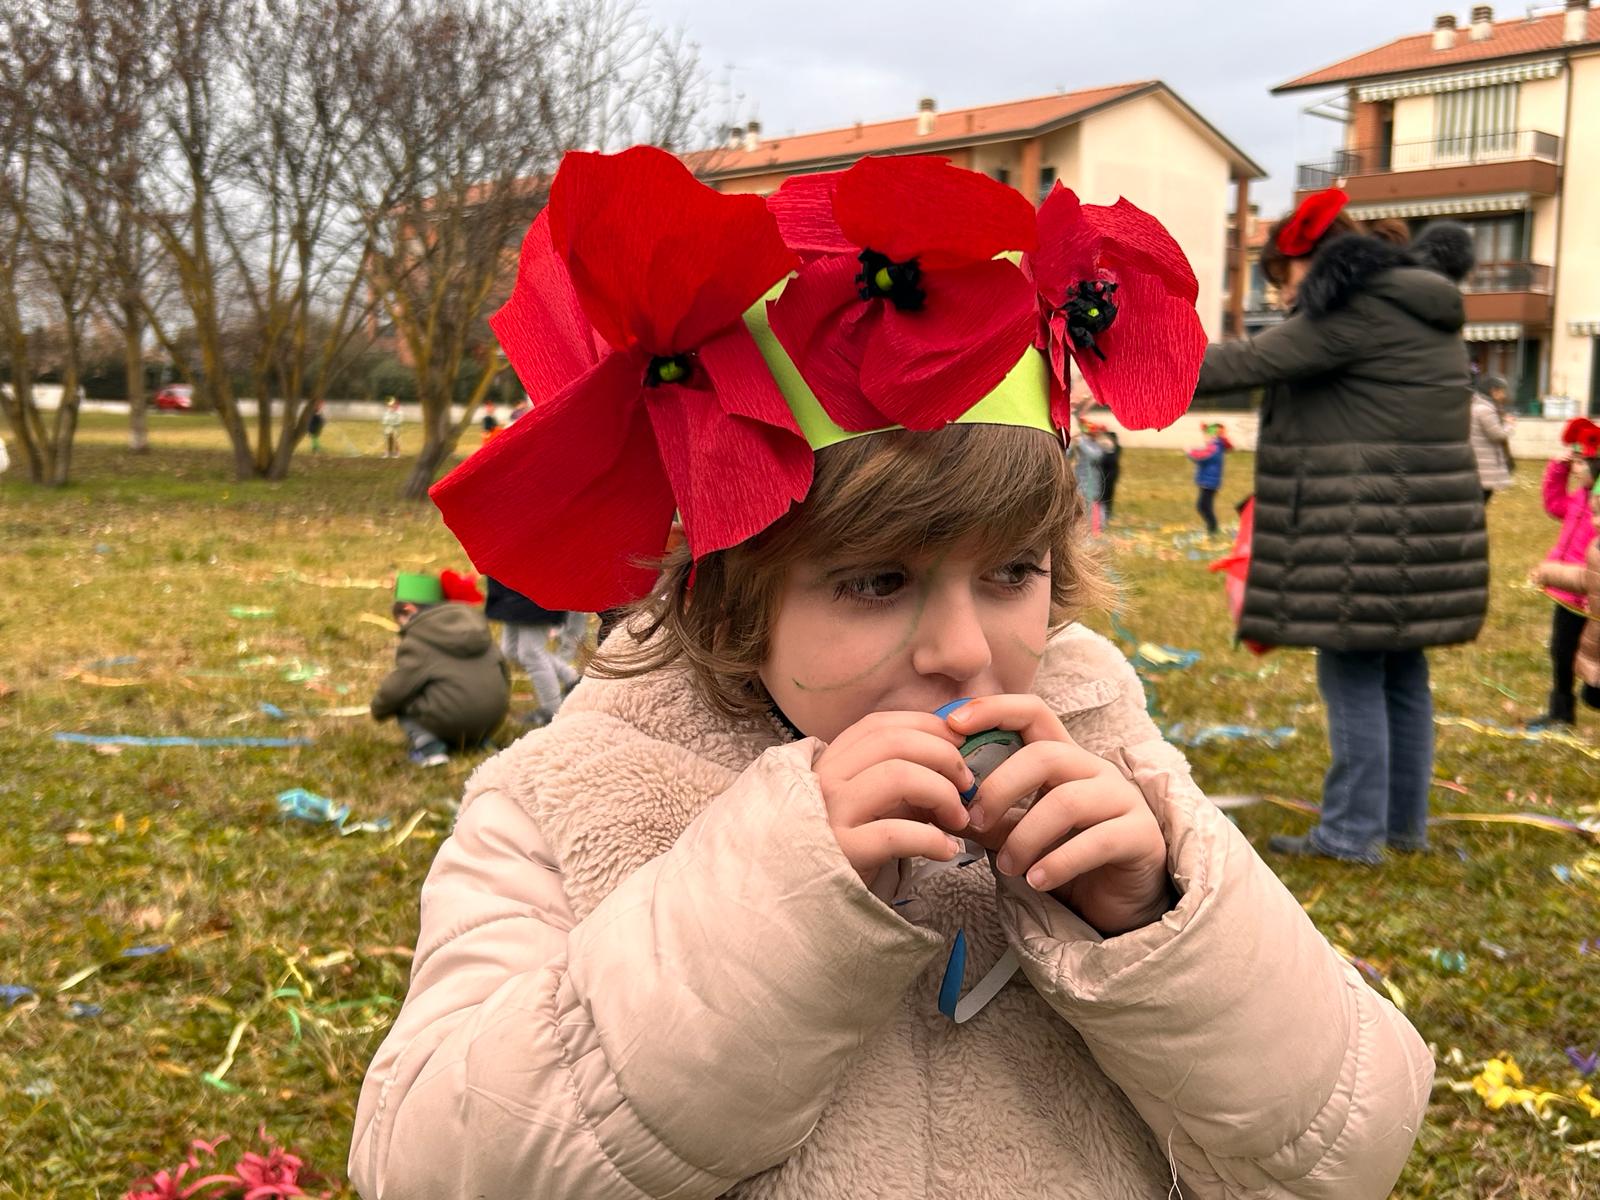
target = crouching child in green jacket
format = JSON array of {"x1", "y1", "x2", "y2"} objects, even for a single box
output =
[{"x1": 371, "y1": 572, "x2": 510, "y2": 767}]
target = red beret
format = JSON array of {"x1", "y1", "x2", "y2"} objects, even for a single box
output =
[{"x1": 1277, "y1": 188, "x2": 1350, "y2": 257}]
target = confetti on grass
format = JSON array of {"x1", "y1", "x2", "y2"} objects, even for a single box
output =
[
  {"x1": 1441, "y1": 1053, "x2": 1600, "y2": 1155},
  {"x1": 276, "y1": 789, "x2": 391, "y2": 836}
]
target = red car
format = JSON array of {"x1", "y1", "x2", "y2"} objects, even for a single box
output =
[{"x1": 153, "y1": 384, "x2": 193, "y2": 411}]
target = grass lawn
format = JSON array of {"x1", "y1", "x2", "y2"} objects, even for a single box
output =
[{"x1": 2, "y1": 413, "x2": 1597, "y2": 1198}]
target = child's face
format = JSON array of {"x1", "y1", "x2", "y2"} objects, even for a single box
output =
[{"x1": 759, "y1": 541, "x2": 1053, "y2": 742}]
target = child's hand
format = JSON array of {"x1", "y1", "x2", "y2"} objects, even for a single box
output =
[
  {"x1": 814, "y1": 712, "x2": 973, "y2": 886},
  {"x1": 949, "y1": 696, "x2": 1171, "y2": 937}
]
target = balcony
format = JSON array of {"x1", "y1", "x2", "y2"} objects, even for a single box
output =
[
  {"x1": 1460, "y1": 260, "x2": 1553, "y2": 328},
  {"x1": 1295, "y1": 130, "x2": 1561, "y2": 207}
]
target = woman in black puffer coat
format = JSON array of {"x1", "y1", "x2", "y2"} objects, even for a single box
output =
[{"x1": 1195, "y1": 200, "x2": 1486, "y2": 864}]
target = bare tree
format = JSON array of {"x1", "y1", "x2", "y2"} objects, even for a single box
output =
[
  {"x1": 66, "y1": 0, "x2": 168, "y2": 454},
  {"x1": 207, "y1": 0, "x2": 385, "y2": 479},
  {"x1": 0, "y1": 4, "x2": 47, "y2": 481},
  {"x1": 0, "y1": 0, "x2": 111, "y2": 486},
  {"x1": 349, "y1": 0, "x2": 706, "y2": 500}
]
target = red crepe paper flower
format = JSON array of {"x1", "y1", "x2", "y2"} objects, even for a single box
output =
[
  {"x1": 766, "y1": 155, "x2": 1038, "y2": 431},
  {"x1": 438, "y1": 569, "x2": 483, "y2": 605},
  {"x1": 433, "y1": 146, "x2": 812, "y2": 611},
  {"x1": 1276, "y1": 187, "x2": 1348, "y2": 257},
  {"x1": 1028, "y1": 185, "x2": 1206, "y2": 430},
  {"x1": 1562, "y1": 417, "x2": 1600, "y2": 456}
]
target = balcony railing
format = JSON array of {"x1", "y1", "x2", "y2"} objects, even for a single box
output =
[
  {"x1": 1460, "y1": 261, "x2": 1552, "y2": 294},
  {"x1": 1296, "y1": 129, "x2": 1561, "y2": 191}
]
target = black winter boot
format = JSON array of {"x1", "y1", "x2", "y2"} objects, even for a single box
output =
[{"x1": 1527, "y1": 690, "x2": 1577, "y2": 730}]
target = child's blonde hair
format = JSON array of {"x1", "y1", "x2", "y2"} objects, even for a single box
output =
[{"x1": 592, "y1": 424, "x2": 1111, "y2": 718}]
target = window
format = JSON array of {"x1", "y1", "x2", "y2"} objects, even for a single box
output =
[
  {"x1": 992, "y1": 167, "x2": 1010, "y2": 186},
  {"x1": 1037, "y1": 165, "x2": 1056, "y2": 204},
  {"x1": 1434, "y1": 84, "x2": 1519, "y2": 159}
]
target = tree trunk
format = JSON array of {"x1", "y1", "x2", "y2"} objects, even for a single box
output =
[
  {"x1": 124, "y1": 297, "x2": 148, "y2": 453},
  {"x1": 401, "y1": 393, "x2": 454, "y2": 500},
  {"x1": 48, "y1": 357, "x2": 81, "y2": 487},
  {"x1": 0, "y1": 337, "x2": 45, "y2": 483},
  {"x1": 401, "y1": 355, "x2": 501, "y2": 500}
]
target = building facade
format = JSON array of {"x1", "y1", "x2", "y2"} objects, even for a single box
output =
[
  {"x1": 1277, "y1": 0, "x2": 1600, "y2": 415},
  {"x1": 692, "y1": 83, "x2": 1264, "y2": 343}
]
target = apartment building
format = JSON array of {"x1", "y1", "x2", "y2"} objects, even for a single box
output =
[
  {"x1": 1276, "y1": 0, "x2": 1600, "y2": 415},
  {"x1": 692, "y1": 83, "x2": 1264, "y2": 342}
]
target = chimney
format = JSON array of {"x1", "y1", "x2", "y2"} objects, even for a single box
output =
[
  {"x1": 1470, "y1": 5, "x2": 1493, "y2": 39},
  {"x1": 916, "y1": 97, "x2": 936, "y2": 137},
  {"x1": 743, "y1": 120, "x2": 761, "y2": 152},
  {"x1": 1566, "y1": 0, "x2": 1590, "y2": 44},
  {"x1": 1433, "y1": 13, "x2": 1457, "y2": 50},
  {"x1": 726, "y1": 124, "x2": 744, "y2": 149}
]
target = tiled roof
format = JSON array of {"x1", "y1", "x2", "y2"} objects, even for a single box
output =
[
  {"x1": 690, "y1": 83, "x2": 1155, "y2": 176},
  {"x1": 1276, "y1": 7, "x2": 1600, "y2": 92}
]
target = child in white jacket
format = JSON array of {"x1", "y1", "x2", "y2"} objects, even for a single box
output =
[{"x1": 352, "y1": 147, "x2": 1432, "y2": 1200}]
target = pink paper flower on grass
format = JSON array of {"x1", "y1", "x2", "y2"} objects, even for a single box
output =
[{"x1": 1027, "y1": 185, "x2": 1206, "y2": 430}]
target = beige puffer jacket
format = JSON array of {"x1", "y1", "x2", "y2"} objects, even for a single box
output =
[{"x1": 349, "y1": 624, "x2": 1433, "y2": 1199}]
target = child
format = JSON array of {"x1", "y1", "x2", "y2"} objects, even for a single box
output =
[
  {"x1": 483, "y1": 576, "x2": 578, "y2": 726},
  {"x1": 1186, "y1": 421, "x2": 1231, "y2": 534},
  {"x1": 307, "y1": 401, "x2": 326, "y2": 454},
  {"x1": 1528, "y1": 418, "x2": 1600, "y2": 729},
  {"x1": 480, "y1": 401, "x2": 500, "y2": 440},
  {"x1": 1535, "y1": 472, "x2": 1600, "y2": 713},
  {"x1": 1096, "y1": 427, "x2": 1121, "y2": 524},
  {"x1": 380, "y1": 396, "x2": 403, "y2": 458},
  {"x1": 369, "y1": 571, "x2": 509, "y2": 766},
  {"x1": 352, "y1": 149, "x2": 1429, "y2": 1199},
  {"x1": 1068, "y1": 420, "x2": 1107, "y2": 532}
]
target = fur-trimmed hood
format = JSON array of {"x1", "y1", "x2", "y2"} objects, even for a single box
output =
[{"x1": 1299, "y1": 230, "x2": 1469, "y2": 332}]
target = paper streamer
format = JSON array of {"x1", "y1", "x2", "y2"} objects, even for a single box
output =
[
  {"x1": 276, "y1": 789, "x2": 391, "y2": 836},
  {"x1": 55, "y1": 733, "x2": 312, "y2": 749},
  {"x1": 1266, "y1": 796, "x2": 1598, "y2": 843},
  {"x1": 1435, "y1": 716, "x2": 1600, "y2": 763},
  {"x1": 1164, "y1": 723, "x2": 1296, "y2": 748}
]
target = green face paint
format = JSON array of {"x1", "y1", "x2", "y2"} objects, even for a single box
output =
[
  {"x1": 1009, "y1": 631, "x2": 1047, "y2": 663},
  {"x1": 790, "y1": 574, "x2": 932, "y2": 693}
]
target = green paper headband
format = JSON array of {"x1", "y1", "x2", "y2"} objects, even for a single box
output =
[
  {"x1": 742, "y1": 289, "x2": 1056, "y2": 452},
  {"x1": 394, "y1": 572, "x2": 444, "y2": 604}
]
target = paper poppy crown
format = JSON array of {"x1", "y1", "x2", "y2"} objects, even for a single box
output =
[
  {"x1": 433, "y1": 146, "x2": 1207, "y2": 610},
  {"x1": 395, "y1": 570, "x2": 483, "y2": 605}
]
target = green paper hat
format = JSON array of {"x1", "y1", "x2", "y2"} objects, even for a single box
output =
[
  {"x1": 394, "y1": 572, "x2": 444, "y2": 605},
  {"x1": 743, "y1": 287, "x2": 1055, "y2": 452}
]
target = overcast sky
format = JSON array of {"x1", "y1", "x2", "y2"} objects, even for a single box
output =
[{"x1": 649, "y1": 0, "x2": 1528, "y2": 214}]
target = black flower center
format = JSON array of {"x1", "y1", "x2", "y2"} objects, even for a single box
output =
[
  {"x1": 1061, "y1": 279, "x2": 1119, "y2": 361},
  {"x1": 645, "y1": 354, "x2": 693, "y2": 387},
  {"x1": 857, "y1": 248, "x2": 925, "y2": 311}
]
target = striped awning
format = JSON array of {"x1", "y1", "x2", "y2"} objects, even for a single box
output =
[
  {"x1": 1570, "y1": 319, "x2": 1600, "y2": 337},
  {"x1": 1357, "y1": 58, "x2": 1563, "y2": 102},
  {"x1": 1463, "y1": 323, "x2": 1523, "y2": 343},
  {"x1": 1349, "y1": 194, "x2": 1529, "y2": 221}
]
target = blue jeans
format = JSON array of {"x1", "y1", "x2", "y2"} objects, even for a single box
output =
[{"x1": 1310, "y1": 648, "x2": 1434, "y2": 861}]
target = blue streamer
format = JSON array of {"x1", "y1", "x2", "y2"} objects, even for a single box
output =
[
  {"x1": 937, "y1": 929, "x2": 968, "y2": 1019},
  {"x1": 55, "y1": 733, "x2": 311, "y2": 749},
  {"x1": 1163, "y1": 723, "x2": 1296, "y2": 749}
]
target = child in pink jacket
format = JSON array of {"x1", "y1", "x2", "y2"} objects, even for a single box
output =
[
  {"x1": 1530, "y1": 420, "x2": 1600, "y2": 728},
  {"x1": 351, "y1": 149, "x2": 1432, "y2": 1200}
]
